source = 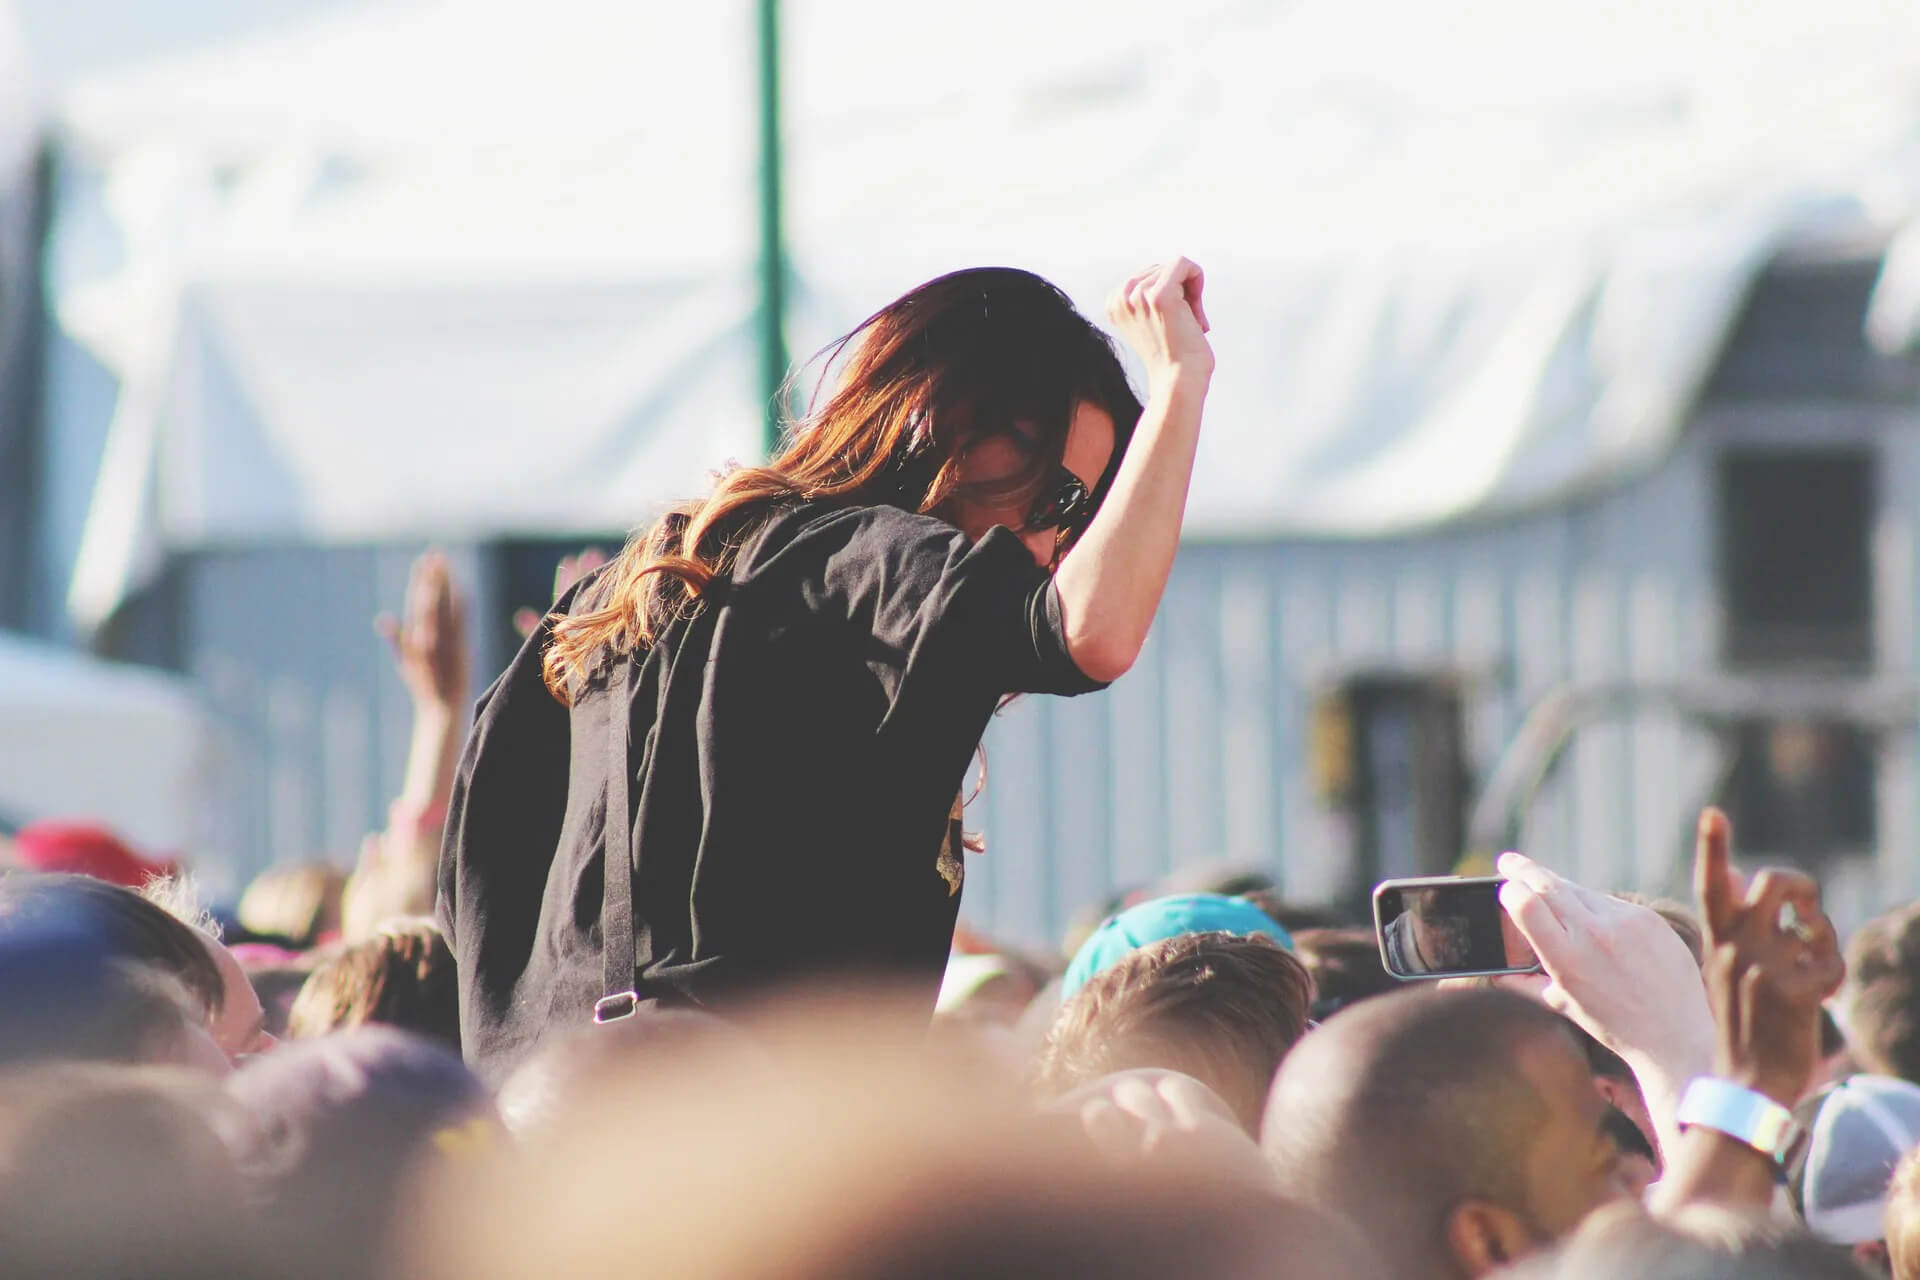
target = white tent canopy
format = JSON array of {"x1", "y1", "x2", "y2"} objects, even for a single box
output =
[
  {"x1": 40, "y1": 0, "x2": 1920, "y2": 625},
  {"x1": 0, "y1": 630, "x2": 217, "y2": 859},
  {"x1": 50, "y1": 0, "x2": 770, "y2": 626},
  {"x1": 789, "y1": 0, "x2": 1920, "y2": 530}
]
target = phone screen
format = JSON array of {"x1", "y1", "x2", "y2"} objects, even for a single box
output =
[{"x1": 1374, "y1": 878, "x2": 1539, "y2": 979}]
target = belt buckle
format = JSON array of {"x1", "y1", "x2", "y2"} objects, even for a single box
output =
[{"x1": 593, "y1": 991, "x2": 638, "y2": 1024}]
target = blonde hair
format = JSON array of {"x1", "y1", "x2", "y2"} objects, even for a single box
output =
[
  {"x1": 142, "y1": 873, "x2": 223, "y2": 941},
  {"x1": 1888, "y1": 1147, "x2": 1920, "y2": 1279},
  {"x1": 238, "y1": 863, "x2": 346, "y2": 947}
]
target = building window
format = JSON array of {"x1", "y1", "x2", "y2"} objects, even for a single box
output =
[
  {"x1": 1310, "y1": 674, "x2": 1467, "y2": 894},
  {"x1": 1717, "y1": 449, "x2": 1874, "y2": 670}
]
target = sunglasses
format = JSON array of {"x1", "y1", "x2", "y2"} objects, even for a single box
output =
[{"x1": 1018, "y1": 468, "x2": 1096, "y2": 550}]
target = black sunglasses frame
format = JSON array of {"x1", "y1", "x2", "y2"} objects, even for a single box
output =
[{"x1": 1018, "y1": 468, "x2": 1096, "y2": 550}]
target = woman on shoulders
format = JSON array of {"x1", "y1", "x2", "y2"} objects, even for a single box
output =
[{"x1": 441, "y1": 260, "x2": 1215, "y2": 1081}]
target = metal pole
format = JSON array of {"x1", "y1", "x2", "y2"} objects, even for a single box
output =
[{"x1": 756, "y1": 0, "x2": 788, "y2": 459}]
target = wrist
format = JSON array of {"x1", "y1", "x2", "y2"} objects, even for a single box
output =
[
  {"x1": 1677, "y1": 1076, "x2": 1805, "y2": 1168},
  {"x1": 1712, "y1": 1043, "x2": 1807, "y2": 1110},
  {"x1": 390, "y1": 794, "x2": 450, "y2": 835},
  {"x1": 1621, "y1": 1040, "x2": 1712, "y2": 1163},
  {"x1": 1146, "y1": 370, "x2": 1211, "y2": 413},
  {"x1": 1724, "y1": 1067, "x2": 1806, "y2": 1111},
  {"x1": 411, "y1": 698, "x2": 461, "y2": 728}
]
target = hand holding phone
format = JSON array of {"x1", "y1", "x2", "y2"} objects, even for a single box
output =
[
  {"x1": 1373, "y1": 877, "x2": 1541, "y2": 980},
  {"x1": 1494, "y1": 850, "x2": 1717, "y2": 1165}
]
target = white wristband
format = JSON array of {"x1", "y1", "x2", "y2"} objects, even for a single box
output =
[{"x1": 1676, "y1": 1076, "x2": 1803, "y2": 1165}]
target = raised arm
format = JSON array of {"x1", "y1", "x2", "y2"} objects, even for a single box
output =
[
  {"x1": 380, "y1": 550, "x2": 470, "y2": 828},
  {"x1": 1053, "y1": 258, "x2": 1214, "y2": 683},
  {"x1": 1493, "y1": 853, "x2": 1715, "y2": 1166},
  {"x1": 1650, "y1": 808, "x2": 1845, "y2": 1216},
  {"x1": 345, "y1": 551, "x2": 471, "y2": 939}
]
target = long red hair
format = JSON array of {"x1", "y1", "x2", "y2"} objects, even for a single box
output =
[{"x1": 544, "y1": 266, "x2": 1140, "y2": 701}]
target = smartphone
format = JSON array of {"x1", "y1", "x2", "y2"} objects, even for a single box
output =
[{"x1": 1373, "y1": 876, "x2": 1541, "y2": 981}]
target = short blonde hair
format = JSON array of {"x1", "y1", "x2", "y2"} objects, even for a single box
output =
[
  {"x1": 237, "y1": 863, "x2": 345, "y2": 947},
  {"x1": 1887, "y1": 1147, "x2": 1920, "y2": 1279},
  {"x1": 141, "y1": 873, "x2": 222, "y2": 940}
]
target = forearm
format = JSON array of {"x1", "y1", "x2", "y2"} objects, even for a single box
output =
[
  {"x1": 1624, "y1": 1039, "x2": 1712, "y2": 1170},
  {"x1": 1646, "y1": 1046, "x2": 1800, "y2": 1217},
  {"x1": 395, "y1": 699, "x2": 464, "y2": 818},
  {"x1": 1648, "y1": 1128, "x2": 1779, "y2": 1217},
  {"x1": 1053, "y1": 375, "x2": 1207, "y2": 681}
]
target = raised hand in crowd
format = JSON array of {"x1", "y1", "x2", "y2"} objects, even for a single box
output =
[
  {"x1": 512, "y1": 546, "x2": 609, "y2": 640},
  {"x1": 1652, "y1": 807, "x2": 1846, "y2": 1216},
  {"x1": 345, "y1": 551, "x2": 472, "y2": 940},
  {"x1": 1694, "y1": 808, "x2": 1844, "y2": 1104},
  {"x1": 1491, "y1": 850, "x2": 1715, "y2": 1165},
  {"x1": 375, "y1": 549, "x2": 469, "y2": 713}
]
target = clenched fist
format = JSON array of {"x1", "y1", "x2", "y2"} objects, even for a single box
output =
[{"x1": 1107, "y1": 257, "x2": 1213, "y2": 387}]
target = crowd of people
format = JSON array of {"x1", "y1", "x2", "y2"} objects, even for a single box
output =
[
  {"x1": 0, "y1": 553, "x2": 1912, "y2": 1279},
  {"x1": 3, "y1": 260, "x2": 1915, "y2": 1278}
]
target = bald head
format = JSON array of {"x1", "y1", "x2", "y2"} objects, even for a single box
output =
[
  {"x1": 1262, "y1": 988, "x2": 1623, "y2": 1279},
  {"x1": 409, "y1": 995, "x2": 1392, "y2": 1280}
]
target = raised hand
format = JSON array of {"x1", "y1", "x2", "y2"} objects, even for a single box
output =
[
  {"x1": 1495, "y1": 853, "x2": 1713, "y2": 1069},
  {"x1": 1052, "y1": 258, "x2": 1214, "y2": 681},
  {"x1": 1650, "y1": 808, "x2": 1848, "y2": 1216},
  {"x1": 1106, "y1": 257, "x2": 1214, "y2": 386},
  {"x1": 1692, "y1": 807, "x2": 1844, "y2": 1106},
  {"x1": 375, "y1": 551, "x2": 469, "y2": 711},
  {"x1": 1490, "y1": 852, "x2": 1714, "y2": 1163}
]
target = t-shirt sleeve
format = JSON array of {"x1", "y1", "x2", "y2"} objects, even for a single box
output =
[{"x1": 765, "y1": 505, "x2": 1108, "y2": 700}]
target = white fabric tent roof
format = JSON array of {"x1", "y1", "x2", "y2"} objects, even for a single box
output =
[
  {"x1": 0, "y1": 630, "x2": 216, "y2": 858},
  {"x1": 40, "y1": 0, "x2": 1920, "y2": 626},
  {"x1": 787, "y1": 0, "x2": 1920, "y2": 531},
  {"x1": 49, "y1": 1, "x2": 769, "y2": 625}
]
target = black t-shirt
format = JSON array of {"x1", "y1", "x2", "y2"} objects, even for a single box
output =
[{"x1": 438, "y1": 503, "x2": 1105, "y2": 1082}]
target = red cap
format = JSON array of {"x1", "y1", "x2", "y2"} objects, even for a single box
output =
[{"x1": 14, "y1": 820, "x2": 180, "y2": 888}]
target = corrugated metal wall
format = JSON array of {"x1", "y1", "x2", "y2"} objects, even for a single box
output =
[{"x1": 965, "y1": 430, "x2": 1704, "y2": 945}]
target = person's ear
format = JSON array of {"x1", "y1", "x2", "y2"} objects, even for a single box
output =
[
  {"x1": 1592, "y1": 1074, "x2": 1630, "y2": 1111},
  {"x1": 1445, "y1": 1200, "x2": 1537, "y2": 1278}
]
